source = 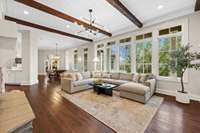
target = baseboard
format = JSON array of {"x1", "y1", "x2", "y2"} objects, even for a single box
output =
[
  {"x1": 20, "y1": 80, "x2": 38, "y2": 86},
  {"x1": 156, "y1": 88, "x2": 200, "y2": 102}
]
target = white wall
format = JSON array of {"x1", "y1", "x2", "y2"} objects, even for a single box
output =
[
  {"x1": 38, "y1": 49, "x2": 66, "y2": 74},
  {"x1": 29, "y1": 32, "x2": 38, "y2": 84},
  {"x1": 0, "y1": 0, "x2": 4, "y2": 19},
  {"x1": 3, "y1": 30, "x2": 39, "y2": 85}
]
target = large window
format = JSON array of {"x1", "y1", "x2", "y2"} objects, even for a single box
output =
[
  {"x1": 136, "y1": 33, "x2": 152, "y2": 74},
  {"x1": 106, "y1": 41, "x2": 117, "y2": 72},
  {"x1": 96, "y1": 44, "x2": 104, "y2": 71},
  {"x1": 159, "y1": 25, "x2": 182, "y2": 77},
  {"x1": 74, "y1": 50, "x2": 78, "y2": 70},
  {"x1": 83, "y1": 48, "x2": 88, "y2": 72},
  {"x1": 119, "y1": 44, "x2": 131, "y2": 73}
]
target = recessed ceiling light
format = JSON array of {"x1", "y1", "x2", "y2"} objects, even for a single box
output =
[
  {"x1": 24, "y1": 10, "x2": 29, "y2": 15},
  {"x1": 66, "y1": 25, "x2": 70, "y2": 28},
  {"x1": 157, "y1": 5, "x2": 164, "y2": 10}
]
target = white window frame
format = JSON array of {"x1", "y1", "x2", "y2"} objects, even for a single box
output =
[
  {"x1": 96, "y1": 46, "x2": 105, "y2": 72},
  {"x1": 119, "y1": 42, "x2": 132, "y2": 73},
  {"x1": 83, "y1": 48, "x2": 89, "y2": 72},
  {"x1": 158, "y1": 31, "x2": 184, "y2": 81},
  {"x1": 135, "y1": 38, "x2": 153, "y2": 74}
]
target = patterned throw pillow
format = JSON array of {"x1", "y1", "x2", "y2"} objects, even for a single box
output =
[
  {"x1": 139, "y1": 74, "x2": 148, "y2": 83},
  {"x1": 132, "y1": 74, "x2": 141, "y2": 83}
]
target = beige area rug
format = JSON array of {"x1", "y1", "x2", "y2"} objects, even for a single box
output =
[{"x1": 59, "y1": 90, "x2": 163, "y2": 133}]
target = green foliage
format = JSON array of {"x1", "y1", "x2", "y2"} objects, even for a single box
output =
[
  {"x1": 169, "y1": 45, "x2": 200, "y2": 74},
  {"x1": 169, "y1": 44, "x2": 200, "y2": 92}
]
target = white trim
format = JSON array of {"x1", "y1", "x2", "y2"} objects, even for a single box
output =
[{"x1": 156, "y1": 88, "x2": 200, "y2": 102}]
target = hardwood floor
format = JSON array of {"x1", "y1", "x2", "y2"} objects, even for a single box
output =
[{"x1": 6, "y1": 76, "x2": 200, "y2": 133}]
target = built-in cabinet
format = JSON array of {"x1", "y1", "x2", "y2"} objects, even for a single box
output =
[{"x1": 6, "y1": 69, "x2": 22, "y2": 85}]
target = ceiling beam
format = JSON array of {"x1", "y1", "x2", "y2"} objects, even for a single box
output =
[
  {"x1": 195, "y1": 0, "x2": 200, "y2": 11},
  {"x1": 106, "y1": 0, "x2": 143, "y2": 28},
  {"x1": 5, "y1": 16, "x2": 93, "y2": 42},
  {"x1": 14, "y1": 0, "x2": 112, "y2": 37}
]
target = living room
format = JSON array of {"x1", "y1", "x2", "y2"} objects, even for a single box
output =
[{"x1": 1, "y1": 0, "x2": 200, "y2": 133}]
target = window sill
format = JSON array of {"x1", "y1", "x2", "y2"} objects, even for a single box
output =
[{"x1": 157, "y1": 76, "x2": 188, "y2": 83}]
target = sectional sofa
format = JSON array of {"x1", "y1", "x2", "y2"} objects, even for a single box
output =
[{"x1": 60, "y1": 72, "x2": 156, "y2": 103}]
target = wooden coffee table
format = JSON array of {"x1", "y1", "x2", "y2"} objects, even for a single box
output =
[{"x1": 89, "y1": 83, "x2": 118, "y2": 96}]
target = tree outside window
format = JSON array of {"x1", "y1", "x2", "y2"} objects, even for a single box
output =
[
  {"x1": 159, "y1": 36, "x2": 182, "y2": 77},
  {"x1": 119, "y1": 45, "x2": 131, "y2": 73},
  {"x1": 136, "y1": 40, "x2": 152, "y2": 73}
]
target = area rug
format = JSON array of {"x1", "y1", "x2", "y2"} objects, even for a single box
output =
[{"x1": 59, "y1": 90, "x2": 163, "y2": 133}]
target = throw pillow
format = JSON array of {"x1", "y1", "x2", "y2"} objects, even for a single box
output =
[
  {"x1": 76, "y1": 73, "x2": 83, "y2": 81},
  {"x1": 132, "y1": 74, "x2": 141, "y2": 83},
  {"x1": 92, "y1": 72, "x2": 102, "y2": 78},
  {"x1": 81, "y1": 72, "x2": 91, "y2": 79},
  {"x1": 102, "y1": 72, "x2": 111, "y2": 78},
  {"x1": 139, "y1": 74, "x2": 148, "y2": 83},
  {"x1": 119, "y1": 73, "x2": 133, "y2": 81}
]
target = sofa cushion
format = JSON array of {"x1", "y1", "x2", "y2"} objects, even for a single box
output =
[
  {"x1": 92, "y1": 72, "x2": 102, "y2": 78},
  {"x1": 119, "y1": 73, "x2": 133, "y2": 81},
  {"x1": 102, "y1": 79, "x2": 128, "y2": 85},
  {"x1": 102, "y1": 72, "x2": 111, "y2": 78},
  {"x1": 76, "y1": 73, "x2": 83, "y2": 81},
  {"x1": 119, "y1": 82, "x2": 150, "y2": 95},
  {"x1": 110, "y1": 72, "x2": 119, "y2": 79},
  {"x1": 73, "y1": 79, "x2": 94, "y2": 87},
  {"x1": 81, "y1": 72, "x2": 91, "y2": 79}
]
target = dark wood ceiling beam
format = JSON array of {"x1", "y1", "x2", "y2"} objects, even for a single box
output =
[
  {"x1": 195, "y1": 0, "x2": 200, "y2": 11},
  {"x1": 14, "y1": 0, "x2": 112, "y2": 37},
  {"x1": 5, "y1": 16, "x2": 93, "y2": 42},
  {"x1": 106, "y1": 0, "x2": 143, "y2": 28}
]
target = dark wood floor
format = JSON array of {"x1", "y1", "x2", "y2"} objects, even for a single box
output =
[{"x1": 6, "y1": 76, "x2": 200, "y2": 133}]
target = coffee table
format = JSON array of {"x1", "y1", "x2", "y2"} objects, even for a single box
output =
[{"x1": 89, "y1": 83, "x2": 118, "y2": 96}]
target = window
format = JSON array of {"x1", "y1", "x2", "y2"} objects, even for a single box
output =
[
  {"x1": 159, "y1": 25, "x2": 182, "y2": 77},
  {"x1": 96, "y1": 49, "x2": 104, "y2": 71},
  {"x1": 119, "y1": 37, "x2": 131, "y2": 43},
  {"x1": 136, "y1": 32, "x2": 152, "y2": 74},
  {"x1": 106, "y1": 42, "x2": 117, "y2": 72},
  {"x1": 74, "y1": 50, "x2": 78, "y2": 70},
  {"x1": 83, "y1": 48, "x2": 88, "y2": 72},
  {"x1": 119, "y1": 45, "x2": 131, "y2": 73}
]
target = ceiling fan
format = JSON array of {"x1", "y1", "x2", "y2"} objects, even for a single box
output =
[{"x1": 77, "y1": 9, "x2": 104, "y2": 36}]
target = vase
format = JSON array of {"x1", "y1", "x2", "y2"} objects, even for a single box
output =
[{"x1": 176, "y1": 91, "x2": 190, "y2": 104}]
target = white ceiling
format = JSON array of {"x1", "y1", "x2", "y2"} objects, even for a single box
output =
[{"x1": 5, "y1": 0, "x2": 196, "y2": 49}]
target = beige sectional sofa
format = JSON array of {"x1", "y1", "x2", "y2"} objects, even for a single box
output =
[{"x1": 60, "y1": 72, "x2": 156, "y2": 103}]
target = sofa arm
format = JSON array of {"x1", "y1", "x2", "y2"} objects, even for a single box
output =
[
  {"x1": 145, "y1": 79, "x2": 156, "y2": 96},
  {"x1": 61, "y1": 77, "x2": 73, "y2": 93}
]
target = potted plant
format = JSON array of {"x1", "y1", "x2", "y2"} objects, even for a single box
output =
[{"x1": 169, "y1": 44, "x2": 200, "y2": 104}]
